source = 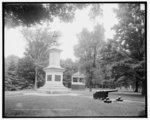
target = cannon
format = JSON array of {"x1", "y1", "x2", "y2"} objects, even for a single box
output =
[{"x1": 93, "y1": 89, "x2": 118, "y2": 100}]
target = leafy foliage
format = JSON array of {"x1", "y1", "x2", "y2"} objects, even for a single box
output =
[
  {"x1": 22, "y1": 26, "x2": 57, "y2": 89},
  {"x1": 61, "y1": 59, "x2": 78, "y2": 88},
  {"x1": 4, "y1": 3, "x2": 87, "y2": 27},
  {"x1": 16, "y1": 57, "x2": 35, "y2": 89},
  {"x1": 74, "y1": 24, "x2": 105, "y2": 91},
  {"x1": 89, "y1": 4, "x2": 102, "y2": 20},
  {"x1": 99, "y1": 3, "x2": 146, "y2": 95},
  {"x1": 22, "y1": 26, "x2": 56, "y2": 66},
  {"x1": 5, "y1": 55, "x2": 20, "y2": 91}
]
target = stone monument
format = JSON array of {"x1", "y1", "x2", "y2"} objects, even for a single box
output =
[{"x1": 39, "y1": 46, "x2": 69, "y2": 93}]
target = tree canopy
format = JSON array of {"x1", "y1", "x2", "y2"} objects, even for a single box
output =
[
  {"x1": 5, "y1": 55, "x2": 20, "y2": 90},
  {"x1": 74, "y1": 24, "x2": 105, "y2": 91},
  {"x1": 61, "y1": 59, "x2": 78, "y2": 87},
  {"x1": 99, "y1": 3, "x2": 146, "y2": 95},
  {"x1": 4, "y1": 3, "x2": 87, "y2": 27},
  {"x1": 21, "y1": 26, "x2": 59, "y2": 89}
]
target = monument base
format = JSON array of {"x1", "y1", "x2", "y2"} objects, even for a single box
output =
[{"x1": 38, "y1": 83, "x2": 70, "y2": 94}]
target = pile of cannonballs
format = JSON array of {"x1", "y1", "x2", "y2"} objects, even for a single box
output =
[
  {"x1": 104, "y1": 97, "x2": 112, "y2": 103},
  {"x1": 103, "y1": 96, "x2": 123, "y2": 103},
  {"x1": 116, "y1": 96, "x2": 123, "y2": 101}
]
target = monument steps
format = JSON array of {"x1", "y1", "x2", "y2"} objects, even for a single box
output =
[
  {"x1": 38, "y1": 84, "x2": 70, "y2": 94},
  {"x1": 39, "y1": 86, "x2": 69, "y2": 90},
  {"x1": 38, "y1": 88, "x2": 70, "y2": 94}
]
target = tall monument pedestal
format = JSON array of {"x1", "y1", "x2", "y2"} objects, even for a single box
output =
[{"x1": 38, "y1": 47, "x2": 70, "y2": 94}]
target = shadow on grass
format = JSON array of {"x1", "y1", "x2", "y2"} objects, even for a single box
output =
[
  {"x1": 138, "y1": 110, "x2": 146, "y2": 117},
  {"x1": 5, "y1": 109, "x2": 40, "y2": 117}
]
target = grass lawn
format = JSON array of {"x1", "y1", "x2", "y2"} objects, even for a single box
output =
[{"x1": 4, "y1": 89, "x2": 146, "y2": 117}]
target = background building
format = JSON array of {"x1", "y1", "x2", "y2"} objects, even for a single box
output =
[{"x1": 71, "y1": 72, "x2": 85, "y2": 90}]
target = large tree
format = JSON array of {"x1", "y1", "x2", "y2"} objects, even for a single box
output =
[
  {"x1": 22, "y1": 26, "x2": 58, "y2": 90},
  {"x1": 16, "y1": 57, "x2": 35, "y2": 89},
  {"x1": 98, "y1": 39, "x2": 131, "y2": 89},
  {"x1": 104, "y1": 3, "x2": 146, "y2": 95},
  {"x1": 5, "y1": 55, "x2": 20, "y2": 90},
  {"x1": 74, "y1": 24, "x2": 105, "y2": 91}
]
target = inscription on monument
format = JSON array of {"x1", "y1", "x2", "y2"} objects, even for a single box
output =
[
  {"x1": 47, "y1": 75, "x2": 52, "y2": 81},
  {"x1": 55, "y1": 75, "x2": 61, "y2": 81}
]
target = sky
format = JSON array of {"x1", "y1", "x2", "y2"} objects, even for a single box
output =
[{"x1": 5, "y1": 4, "x2": 118, "y2": 61}]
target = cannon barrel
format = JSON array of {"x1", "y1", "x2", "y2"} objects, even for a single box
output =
[
  {"x1": 96, "y1": 89, "x2": 118, "y2": 93},
  {"x1": 105, "y1": 89, "x2": 118, "y2": 93}
]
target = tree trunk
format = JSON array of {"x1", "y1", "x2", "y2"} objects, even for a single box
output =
[
  {"x1": 89, "y1": 79, "x2": 92, "y2": 92},
  {"x1": 134, "y1": 80, "x2": 139, "y2": 92},
  {"x1": 34, "y1": 66, "x2": 38, "y2": 90},
  {"x1": 89, "y1": 86, "x2": 92, "y2": 92},
  {"x1": 89, "y1": 46, "x2": 96, "y2": 92},
  {"x1": 89, "y1": 71, "x2": 93, "y2": 92},
  {"x1": 141, "y1": 80, "x2": 146, "y2": 96}
]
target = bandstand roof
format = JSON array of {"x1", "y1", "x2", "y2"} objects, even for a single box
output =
[{"x1": 72, "y1": 72, "x2": 85, "y2": 78}]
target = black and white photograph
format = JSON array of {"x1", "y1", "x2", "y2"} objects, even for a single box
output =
[{"x1": 3, "y1": 2, "x2": 147, "y2": 118}]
